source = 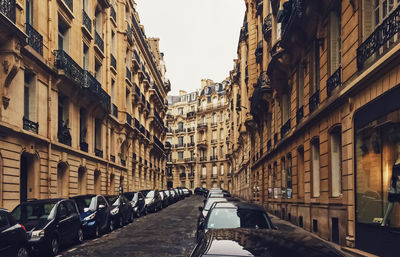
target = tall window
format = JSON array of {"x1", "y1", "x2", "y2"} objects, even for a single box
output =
[
  {"x1": 111, "y1": 79, "x2": 115, "y2": 104},
  {"x1": 126, "y1": 88, "x2": 131, "y2": 113},
  {"x1": 83, "y1": 43, "x2": 89, "y2": 70},
  {"x1": 297, "y1": 62, "x2": 304, "y2": 108},
  {"x1": 95, "y1": 60, "x2": 102, "y2": 83},
  {"x1": 111, "y1": 31, "x2": 116, "y2": 56},
  {"x1": 26, "y1": 0, "x2": 33, "y2": 25},
  {"x1": 213, "y1": 113, "x2": 217, "y2": 124},
  {"x1": 310, "y1": 40, "x2": 320, "y2": 93},
  {"x1": 202, "y1": 100, "x2": 207, "y2": 109},
  {"x1": 202, "y1": 166, "x2": 206, "y2": 177},
  {"x1": 178, "y1": 107, "x2": 184, "y2": 115},
  {"x1": 330, "y1": 127, "x2": 342, "y2": 197},
  {"x1": 330, "y1": 8, "x2": 342, "y2": 74},
  {"x1": 363, "y1": 0, "x2": 399, "y2": 40},
  {"x1": 95, "y1": 118, "x2": 102, "y2": 151},
  {"x1": 190, "y1": 135, "x2": 194, "y2": 144},
  {"x1": 212, "y1": 130, "x2": 217, "y2": 140},
  {"x1": 213, "y1": 97, "x2": 218, "y2": 107},
  {"x1": 312, "y1": 139, "x2": 320, "y2": 197},
  {"x1": 220, "y1": 165, "x2": 224, "y2": 175},
  {"x1": 220, "y1": 146, "x2": 224, "y2": 156},
  {"x1": 58, "y1": 17, "x2": 70, "y2": 52},
  {"x1": 287, "y1": 154, "x2": 293, "y2": 199},
  {"x1": 281, "y1": 93, "x2": 290, "y2": 123},
  {"x1": 178, "y1": 152, "x2": 183, "y2": 160},
  {"x1": 212, "y1": 165, "x2": 217, "y2": 176},
  {"x1": 178, "y1": 122, "x2": 184, "y2": 130},
  {"x1": 202, "y1": 116, "x2": 206, "y2": 124},
  {"x1": 24, "y1": 71, "x2": 36, "y2": 121},
  {"x1": 212, "y1": 146, "x2": 217, "y2": 157},
  {"x1": 79, "y1": 108, "x2": 87, "y2": 144},
  {"x1": 94, "y1": 7, "x2": 102, "y2": 34},
  {"x1": 178, "y1": 137, "x2": 184, "y2": 146}
]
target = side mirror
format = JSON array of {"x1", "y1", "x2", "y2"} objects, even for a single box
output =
[
  {"x1": 99, "y1": 204, "x2": 105, "y2": 209},
  {"x1": 198, "y1": 206, "x2": 203, "y2": 211}
]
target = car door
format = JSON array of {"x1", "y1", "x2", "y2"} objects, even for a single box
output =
[
  {"x1": 96, "y1": 196, "x2": 108, "y2": 230},
  {"x1": 56, "y1": 202, "x2": 70, "y2": 244},
  {"x1": 65, "y1": 200, "x2": 80, "y2": 240},
  {"x1": 138, "y1": 193, "x2": 145, "y2": 212},
  {"x1": 0, "y1": 212, "x2": 14, "y2": 256}
]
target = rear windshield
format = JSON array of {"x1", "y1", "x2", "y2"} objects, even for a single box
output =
[
  {"x1": 205, "y1": 198, "x2": 227, "y2": 211},
  {"x1": 207, "y1": 208, "x2": 271, "y2": 229},
  {"x1": 74, "y1": 196, "x2": 96, "y2": 212},
  {"x1": 12, "y1": 202, "x2": 56, "y2": 222}
]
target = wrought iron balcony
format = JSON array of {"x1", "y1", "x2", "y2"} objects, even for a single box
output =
[
  {"x1": 134, "y1": 118, "x2": 140, "y2": 130},
  {"x1": 54, "y1": 50, "x2": 84, "y2": 87},
  {"x1": 135, "y1": 84, "x2": 140, "y2": 97},
  {"x1": 256, "y1": 0, "x2": 263, "y2": 15},
  {"x1": 145, "y1": 130, "x2": 150, "y2": 139},
  {"x1": 357, "y1": 5, "x2": 400, "y2": 70},
  {"x1": 26, "y1": 23, "x2": 43, "y2": 55},
  {"x1": 210, "y1": 155, "x2": 218, "y2": 161},
  {"x1": 263, "y1": 14, "x2": 272, "y2": 40},
  {"x1": 110, "y1": 155, "x2": 115, "y2": 162},
  {"x1": 0, "y1": 0, "x2": 16, "y2": 22},
  {"x1": 180, "y1": 173, "x2": 186, "y2": 179},
  {"x1": 274, "y1": 133, "x2": 278, "y2": 145},
  {"x1": 278, "y1": 0, "x2": 305, "y2": 47},
  {"x1": 309, "y1": 90, "x2": 320, "y2": 114},
  {"x1": 133, "y1": 50, "x2": 141, "y2": 66},
  {"x1": 211, "y1": 122, "x2": 218, "y2": 127},
  {"x1": 94, "y1": 31, "x2": 104, "y2": 53},
  {"x1": 200, "y1": 156, "x2": 207, "y2": 162},
  {"x1": 80, "y1": 142, "x2": 88, "y2": 152},
  {"x1": 126, "y1": 113, "x2": 132, "y2": 126},
  {"x1": 126, "y1": 67, "x2": 131, "y2": 81},
  {"x1": 239, "y1": 22, "x2": 248, "y2": 41},
  {"x1": 280, "y1": 119, "x2": 291, "y2": 138},
  {"x1": 267, "y1": 139, "x2": 271, "y2": 151},
  {"x1": 296, "y1": 106, "x2": 304, "y2": 124},
  {"x1": 110, "y1": 5, "x2": 116, "y2": 22},
  {"x1": 153, "y1": 136, "x2": 165, "y2": 152},
  {"x1": 154, "y1": 110, "x2": 164, "y2": 127},
  {"x1": 95, "y1": 148, "x2": 103, "y2": 158},
  {"x1": 23, "y1": 117, "x2": 38, "y2": 134},
  {"x1": 197, "y1": 123, "x2": 207, "y2": 129},
  {"x1": 121, "y1": 159, "x2": 126, "y2": 166},
  {"x1": 110, "y1": 54, "x2": 116, "y2": 70},
  {"x1": 82, "y1": 70, "x2": 111, "y2": 113},
  {"x1": 63, "y1": 0, "x2": 73, "y2": 11},
  {"x1": 139, "y1": 124, "x2": 145, "y2": 134},
  {"x1": 327, "y1": 67, "x2": 342, "y2": 97},
  {"x1": 187, "y1": 111, "x2": 195, "y2": 118},
  {"x1": 126, "y1": 22, "x2": 133, "y2": 45},
  {"x1": 82, "y1": 10, "x2": 91, "y2": 33},
  {"x1": 255, "y1": 41, "x2": 263, "y2": 63},
  {"x1": 112, "y1": 104, "x2": 118, "y2": 117},
  {"x1": 58, "y1": 126, "x2": 71, "y2": 146}
]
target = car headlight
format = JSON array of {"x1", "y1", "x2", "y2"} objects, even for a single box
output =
[
  {"x1": 111, "y1": 208, "x2": 119, "y2": 215},
  {"x1": 31, "y1": 229, "x2": 45, "y2": 239},
  {"x1": 84, "y1": 213, "x2": 96, "y2": 221}
]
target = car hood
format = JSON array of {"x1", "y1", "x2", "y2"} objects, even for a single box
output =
[
  {"x1": 202, "y1": 229, "x2": 347, "y2": 257},
  {"x1": 23, "y1": 218, "x2": 52, "y2": 232}
]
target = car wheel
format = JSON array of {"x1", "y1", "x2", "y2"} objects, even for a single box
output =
[
  {"x1": 94, "y1": 224, "x2": 100, "y2": 238},
  {"x1": 109, "y1": 220, "x2": 114, "y2": 232},
  {"x1": 49, "y1": 237, "x2": 59, "y2": 256},
  {"x1": 16, "y1": 246, "x2": 28, "y2": 257},
  {"x1": 75, "y1": 228, "x2": 84, "y2": 243},
  {"x1": 119, "y1": 216, "x2": 124, "y2": 227},
  {"x1": 144, "y1": 207, "x2": 148, "y2": 215},
  {"x1": 136, "y1": 210, "x2": 141, "y2": 218}
]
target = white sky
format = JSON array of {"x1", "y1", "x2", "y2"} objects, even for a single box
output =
[{"x1": 136, "y1": 0, "x2": 245, "y2": 95}]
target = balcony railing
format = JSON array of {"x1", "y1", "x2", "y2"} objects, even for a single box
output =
[
  {"x1": 58, "y1": 127, "x2": 71, "y2": 146},
  {"x1": 63, "y1": 0, "x2": 73, "y2": 11},
  {"x1": 184, "y1": 157, "x2": 195, "y2": 162},
  {"x1": 211, "y1": 139, "x2": 217, "y2": 144},
  {"x1": 121, "y1": 159, "x2": 126, "y2": 166},
  {"x1": 26, "y1": 23, "x2": 43, "y2": 55},
  {"x1": 175, "y1": 128, "x2": 185, "y2": 133},
  {"x1": 280, "y1": 119, "x2": 291, "y2": 138},
  {"x1": 200, "y1": 157, "x2": 207, "y2": 162},
  {"x1": 112, "y1": 104, "x2": 118, "y2": 117},
  {"x1": 211, "y1": 174, "x2": 217, "y2": 178},
  {"x1": 255, "y1": 40, "x2": 263, "y2": 63},
  {"x1": 134, "y1": 118, "x2": 140, "y2": 129},
  {"x1": 309, "y1": 90, "x2": 320, "y2": 114},
  {"x1": 357, "y1": 4, "x2": 400, "y2": 71},
  {"x1": 110, "y1": 5, "x2": 116, "y2": 22},
  {"x1": 327, "y1": 67, "x2": 342, "y2": 97},
  {"x1": 126, "y1": 113, "x2": 132, "y2": 126},
  {"x1": 210, "y1": 155, "x2": 218, "y2": 161},
  {"x1": 180, "y1": 173, "x2": 186, "y2": 179},
  {"x1": 110, "y1": 54, "x2": 116, "y2": 70},
  {"x1": 54, "y1": 50, "x2": 84, "y2": 87},
  {"x1": 296, "y1": 106, "x2": 304, "y2": 124},
  {"x1": 82, "y1": 70, "x2": 111, "y2": 113},
  {"x1": 110, "y1": 155, "x2": 115, "y2": 162},
  {"x1": 94, "y1": 31, "x2": 104, "y2": 53},
  {"x1": 95, "y1": 148, "x2": 103, "y2": 158},
  {"x1": 153, "y1": 136, "x2": 165, "y2": 152},
  {"x1": 23, "y1": 117, "x2": 38, "y2": 134},
  {"x1": 126, "y1": 22, "x2": 133, "y2": 44},
  {"x1": 82, "y1": 10, "x2": 92, "y2": 33},
  {"x1": 80, "y1": 142, "x2": 88, "y2": 152},
  {"x1": 0, "y1": 0, "x2": 16, "y2": 22},
  {"x1": 197, "y1": 123, "x2": 207, "y2": 129},
  {"x1": 263, "y1": 14, "x2": 272, "y2": 40},
  {"x1": 187, "y1": 111, "x2": 195, "y2": 118},
  {"x1": 126, "y1": 67, "x2": 132, "y2": 81}
]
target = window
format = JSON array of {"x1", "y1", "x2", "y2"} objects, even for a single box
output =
[
  {"x1": 213, "y1": 97, "x2": 218, "y2": 107},
  {"x1": 178, "y1": 152, "x2": 184, "y2": 160},
  {"x1": 24, "y1": 70, "x2": 36, "y2": 121},
  {"x1": 126, "y1": 88, "x2": 131, "y2": 113},
  {"x1": 212, "y1": 130, "x2": 217, "y2": 140},
  {"x1": 281, "y1": 157, "x2": 286, "y2": 198},
  {"x1": 178, "y1": 137, "x2": 184, "y2": 146},
  {"x1": 329, "y1": 8, "x2": 342, "y2": 74},
  {"x1": 79, "y1": 108, "x2": 87, "y2": 144},
  {"x1": 220, "y1": 146, "x2": 224, "y2": 156},
  {"x1": 58, "y1": 17, "x2": 70, "y2": 52},
  {"x1": 202, "y1": 100, "x2": 207, "y2": 109},
  {"x1": 94, "y1": 7, "x2": 102, "y2": 33},
  {"x1": 202, "y1": 116, "x2": 206, "y2": 125},
  {"x1": 212, "y1": 146, "x2": 217, "y2": 157},
  {"x1": 178, "y1": 122, "x2": 184, "y2": 130},
  {"x1": 312, "y1": 139, "x2": 320, "y2": 197},
  {"x1": 178, "y1": 107, "x2": 184, "y2": 115},
  {"x1": 83, "y1": 43, "x2": 89, "y2": 70},
  {"x1": 95, "y1": 118, "x2": 102, "y2": 150},
  {"x1": 190, "y1": 135, "x2": 194, "y2": 144},
  {"x1": 111, "y1": 79, "x2": 115, "y2": 104},
  {"x1": 220, "y1": 165, "x2": 224, "y2": 175},
  {"x1": 297, "y1": 62, "x2": 304, "y2": 108},
  {"x1": 363, "y1": 0, "x2": 399, "y2": 40},
  {"x1": 310, "y1": 40, "x2": 320, "y2": 93},
  {"x1": 287, "y1": 154, "x2": 293, "y2": 199},
  {"x1": 202, "y1": 166, "x2": 206, "y2": 177},
  {"x1": 281, "y1": 93, "x2": 290, "y2": 123},
  {"x1": 330, "y1": 127, "x2": 342, "y2": 197},
  {"x1": 26, "y1": 0, "x2": 33, "y2": 25},
  {"x1": 212, "y1": 165, "x2": 217, "y2": 176},
  {"x1": 213, "y1": 113, "x2": 217, "y2": 124},
  {"x1": 273, "y1": 162, "x2": 278, "y2": 198},
  {"x1": 58, "y1": 94, "x2": 69, "y2": 132},
  {"x1": 220, "y1": 129, "x2": 224, "y2": 139},
  {"x1": 95, "y1": 59, "x2": 102, "y2": 83},
  {"x1": 190, "y1": 181, "x2": 194, "y2": 188}
]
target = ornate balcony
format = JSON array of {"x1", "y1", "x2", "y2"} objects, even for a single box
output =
[
  {"x1": 110, "y1": 5, "x2": 116, "y2": 22},
  {"x1": 95, "y1": 148, "x2": 103, "y2": 158},
  {"x1": 239, "y1": 22, "x2": 248, "y2": 42},
  {"x1": 54, "y1": 50, "x2": 84, "y2": 87},
  {"x1": 23, "y1": 117, "x2": 38, "y2": 134},
  {"x1": 110, "y1": 54, "x2": 116, "y2": 70},
  {"x1": 82, "y1": 10, "x2": 91, "y2": 33},
  {"x1": 112, "y1": 104, "x2": 118, "y2": 118},
  {"x1": 255, "y1": 42, "x2": 263, "y2": 63},
  {"x1": 121, "y1": 159, "x2": 126, "y2": 167},
  {"x1": 197, "y1": 123, "x2": 207, "y2": 130},
  {"x1": 280, "y1": 119, "x2": 291, "y2": 138},
  {"x1": 26, "y1": 23, "x2": 43, "y2": 55},
  {"x1": 327, "y1": 67, "x2": 342, "y2": 97},
  {"x1": 200, "y1": 156, "x2": 207, "y2": 162},
  {"x1": 126, "y1": 113, "x2": 132, "y2": 126},
  {"x1": 185, "y1": 157, "x2": 196, "y2": 163},
  {"x1": 82, "y1": 70, "x2": 111, "y2": 113},
  {"x1": 0, "y1": 0, "x2": 16, "y2": 22},
  {"x1": 309, "y1": 90, "x2": 320, "y2": 114},
  {"x1": 126, "y1": 67, "x2": 132, "y2": 81},
  {"x1": 110, "y1": 155, "x2": 115, "y2": 162},
  {"x1": 296, "y1": 106, "x2": 304, "y2": 124},
  {"x1": 126, "y1": 22, "x2": 133, "y2": 45},
  {"x1": 94, "y1": 31, "x2": 104, "y2": 53},
  {"x1": 263, "y1": 14, "x2": 272, "y2": 41},
  {"x1": 210, "y1": 155, "x2": 218, "y2": 161},
  {"x1": 80, "y1": 142, "x2": 88, "y2": 152},
  {"x1": 63, "y1": 0, "x2": 73, "y2": 11},
  {"x1": 357, "y1": 5, "x2": 400, "y2": 71}
]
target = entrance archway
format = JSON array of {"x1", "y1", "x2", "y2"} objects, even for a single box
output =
[
  {"x1": 57, "y1": 162, "x2": 69, "y2": 197},
  {"x1": 20, "y1": 153, "x2": 39, "y2": 203},
  {"x1": 167, "y1": 181, "x2": 173, "y2": 189},
  {"x1": 78, "y1": 166, "x2": 87, "y2": 195}
]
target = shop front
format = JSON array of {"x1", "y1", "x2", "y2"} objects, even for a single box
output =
[{"x1": 354, "y1": 84, "x2": 400, "y2": 257}]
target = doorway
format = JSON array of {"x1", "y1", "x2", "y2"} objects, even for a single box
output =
[{"x1": 20, "y1": 153, "x2": 39, "y2": 203}]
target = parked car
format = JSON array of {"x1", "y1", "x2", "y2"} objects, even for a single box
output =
[
  {"x1": 123, "y1": 191, "x2": 146, "y2": 217},
  {"x1": 191, "y1": 228, "x2": 348, "y2": 257},
  {"x1": 0, "y1": 208, "x2": 29, "y2": 257},
  {"x1": 182, "y1": 188, "x2": 191, "y2": 197},
  {"x1": 194, "y1": 187, "x2": 208, "y2": 196},
  {"x1": 12, "y1": 198, "x2": 83, "y2": 256},
  {"x1": 197, "y1": 197, "x2": 239, "y2": 229},
  {"x1": 169, "y1": 189, "x2": 179, "y2": 203},
  {"x1": 176, "y1": 188, "x2": 185, "y2": 200},
  {"x1": 105, "y1": 195, "x2": 133, "y2": 228},
  {"x1": 196, "y1": 202, "x2": 274, "y2": 241},
  {"x1": 144, "y1": 190, "x2": 162, "y2": 213},
  {"x1": 159, "y1": 191, "x2": 169, "y2": 208},
  {"x1": 163, "y1": 190, "x2": 174, "y2": 205},
  {"x1": 71, "y1": 194, "x2": 111, "y2": 238}
]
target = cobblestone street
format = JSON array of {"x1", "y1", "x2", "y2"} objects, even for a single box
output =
[{"x1": 58, "y1": 196, "x2": 202, "y2": 257}]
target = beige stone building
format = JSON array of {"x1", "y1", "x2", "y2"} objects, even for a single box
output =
[
  {"x1": 226, "y1": 0, "x2": 400, "y2": 256},
  {"x1": 0, "y1": 0, "x2": 169, "y2": 212},
  {"x1": 166, "y1": 79, "x2": 232, "y2": 190}
]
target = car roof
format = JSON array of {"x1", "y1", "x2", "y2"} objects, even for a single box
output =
[{"x1": 211, "y1": 202, "x2": 265, "y2": 211}]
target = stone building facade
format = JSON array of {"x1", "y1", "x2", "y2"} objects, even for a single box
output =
[
  {"x1": 0, "y1": 0, "x2": 169, "y2": 212},
  {"x1": 166, "y1": 80, "x2": 232, "y2": 190},
  {"x1": 227, "y1": 0, "x2": 400, "y2": 256}
]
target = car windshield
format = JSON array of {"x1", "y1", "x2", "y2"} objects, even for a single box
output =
[
  {"x1": 204, "y1": 198, "x2": 227, "y2": 211},
  {"x1": 74, "y1": 196, "x2": 96, "y2": 212},
  {"x1": 164, "y1": 191, "x2": 170, "y2": 196},
  {"x1": 12, "y1": 202, "x2": 57, "y2": 222},
  {"x1": 146, "y1": 191, "x2": 155, "y2": 198},
  {"x1": 132, "y1": 193, "x2": 138, "y2": 201},
  {"x1": 106, "y1": 196, "x2": 119, "y2": 206},
  {"x1": 123, "y1": 192, "x2": 136, "y2": 201},
  {"x1": 207, "y1": 208, "x2": 271, "y2": 229}
]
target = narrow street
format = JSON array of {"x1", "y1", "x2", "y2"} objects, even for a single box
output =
[{"x1": 58, "y1": 196, "x2": 202, "y2": 257}]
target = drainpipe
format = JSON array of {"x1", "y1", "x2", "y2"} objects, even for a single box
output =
[{"x1": 47, "y1": 0, "x2": 53, "y2": 198}]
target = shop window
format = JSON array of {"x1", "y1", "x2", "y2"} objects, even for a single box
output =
[
  {"x1": 312, "y1": 138, "x2": 320, "y2": 197},
  {"x1": 330, "y1": 127, "x2": 342, "y2": 197}
]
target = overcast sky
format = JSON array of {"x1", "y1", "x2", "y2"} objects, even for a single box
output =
[{"x1": 136, "y1": 0, "x2": 245, "y2": 95}]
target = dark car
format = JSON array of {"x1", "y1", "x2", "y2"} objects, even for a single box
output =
[
  {"x1": 12, "y1": 198, "x2": 83, "y2": 256},
  {"x1": 71, "y1": 194, "x2": 111, "y2": 238},
  {"x1": 123, "y1": 191, "x2": 146, "y2": 217},
  {"x1": 182, "y1": 188, "x2": 191, "y2": 197},
  {"x1": 105, "y1": 195, "x2": 133, "y2": 228},
  {"x1": 197, "y1": 197, "x2": 239, "y2": 228},
  {"x1": 190, "y1": 228, "x2": 348, "y2": 257},
  {"x1": 159, "y1": 191, "x2": 169, "y2": 208},
  {"x1": 196, "y1": 202, "x2": 273, "y2": 241},
  {"x1": 163, "y1": 190, "x2": 174, "y2": 205},
  {"x1": 169, "y1": 189, "x2": 179, "y2": 203},
  {"x1": 175, "y1": 188, "x2": 185, "y2": 200},
  {"x1": 194, "y1": 187, "x2": 208, "y2": 196},
  {"x1": 144, "y1": 190, "x2": 162, "y2": 212},
  {"x1": 0, "y1": 209, "x2": 29, "y2": 257}
]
